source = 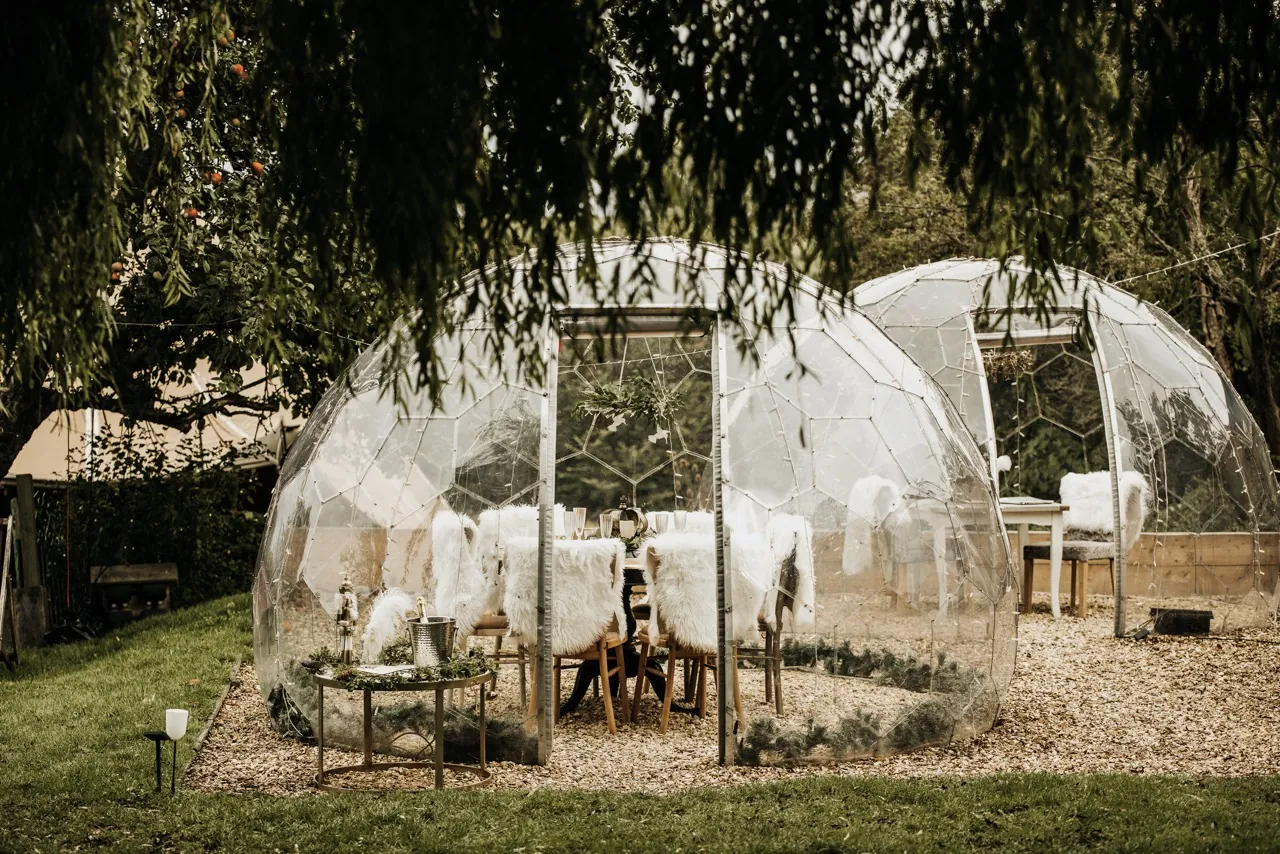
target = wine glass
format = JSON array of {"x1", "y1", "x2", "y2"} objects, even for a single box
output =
[
  {"x1": 599, "y1": 513, "x2": 614, "y2": 538},
  {"x1": 573, "y1": 507, "x2": 587, "y2": 540}
]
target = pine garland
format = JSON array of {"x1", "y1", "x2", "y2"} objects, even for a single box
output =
[
  {"x1": 301, "y1": 647, "x2": 491, "y2": 691},
  {"x1": 572, "y1": 378, "x2": 686, "y2": 423}
]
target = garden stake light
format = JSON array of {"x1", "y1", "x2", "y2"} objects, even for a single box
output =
[
  {"x1": 142, "y1": 731, "x2": 169, "y2": 791},
  {"x1": 165, "y1": 709, "x2": 189, "y2": 794}
]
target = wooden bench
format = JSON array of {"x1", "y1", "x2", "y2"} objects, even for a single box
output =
[{"x1": 90, "y1": 563, "x2": 178, "y2": 626}]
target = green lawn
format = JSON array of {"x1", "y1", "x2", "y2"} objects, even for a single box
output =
[{"x1": 1, "y1": 595, "x2": 1276, "y2": 853}]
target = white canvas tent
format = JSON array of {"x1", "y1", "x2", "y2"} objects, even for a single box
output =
[{"x1": 3, "y1": 363, "x2": 303, "y2": 484}]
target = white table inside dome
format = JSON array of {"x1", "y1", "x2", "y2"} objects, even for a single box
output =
[{"x1": 1000, "y1": 498, "x2": 1068, "y2": 619}]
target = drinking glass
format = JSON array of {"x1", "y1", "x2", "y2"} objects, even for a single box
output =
[
  {"x1": 674, "y1": 510, "x2": 688, "y2": 532},
  {"x1": 573, "y1": 507, "x2": 587, "y2": 539},
  {"x1": 599, "y1": 514, "x2": 614, "y2": 538},
  {"x1": 653, "y1": 512, "x2": 671, "y2": 534}
]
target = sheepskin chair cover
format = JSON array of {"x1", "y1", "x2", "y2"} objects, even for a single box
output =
[
  {"x1": 360, "y1": 588, "x2": 417, "y2": 663},
  {"x1": 765, "y1": 514, "x2": 817, "y2": 630},
  {"x1": 430, "y1": 511, "x2": 484, "y2": 638},
  {"x1": 645, "y1": 533, "x2": 718, "y2": 653},
  {"x1": 842, "y1": 475, "x2": 907, "y2": 575},
  {"x1": 645, "y1": 528, "x2": 772, "y2": 649},
  {"x1": 1059, "y1": 470, "x2": 1150, "y2": 551},
  {"x1": 473, "y1": 504, "x2": 563, "y2": 616},
  {"x1": 502, "y1": 537, "x2": 626, "y2": 656}
]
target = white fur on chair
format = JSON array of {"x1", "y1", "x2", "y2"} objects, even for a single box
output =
[
  {"x1": 1059, "y1": 470, "x2": 1149, "y2": 551},
  {"x1": 646, "y1": 533, "x2": 718, "y2": 653},
  {"x1": 765, "y1": 514, "x2": 816, "y2": 629},
  {"x1": 502, "y1": 537, "x2": 626, "y2": 656},
  {"x1": 842, "y1": 475, "x2": 907, "y2": 575},
  {"x1": 473, "y1": 504, "x2": 564, "y2": 615},
  {"x1": 430, "y1": 511, "x2": 484, "y2": 637},
  {"x1": 645, "y1": 526, "x2": 773, "y2": 650}
]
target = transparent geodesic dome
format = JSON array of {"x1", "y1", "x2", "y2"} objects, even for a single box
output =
[
  {"x1": 253, "y1": 239, "x2": 1016, "y2": 767},
  {"x1": 855, "y1": 258, "x2": 1280, "y2": 633}
]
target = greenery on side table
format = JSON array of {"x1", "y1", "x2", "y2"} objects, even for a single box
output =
[{"x1": 301, "y1": 647, "x2": 492, "y2": 691}]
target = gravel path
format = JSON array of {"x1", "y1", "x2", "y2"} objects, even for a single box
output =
[{"x1": 186, "y1": 604, "x2": 1280, "y2": 794}]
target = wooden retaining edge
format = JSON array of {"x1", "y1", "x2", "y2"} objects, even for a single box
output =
[{"x1": 182, "y1": 654, "x2": 242, "y2": 782}]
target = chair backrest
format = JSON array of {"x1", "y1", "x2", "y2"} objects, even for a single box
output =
[
  {"x1": 645, "y1": 528, "x2": 772, "y2": 650},
  {"x1": 645, "y1": 533, "x2": 718, "y2": 653},
  {"x1": 473, "y1": 504, "x2": 565, "y2": 613},
  {"x1": 430, "y1": 511, "x2": 484, "y2": 637},
  {"x1": 765, "y1": 514, "x2": 816, "y2": 630},
  {"x1": 1059, "y1": 470, "x2": 1149, "y2": 551},
  {"x1": 501, "y1": 537, "x2": 625, "y2": 656},
  {"x1": 842, "y1": 475, "x2": 905, "y2": 575}
]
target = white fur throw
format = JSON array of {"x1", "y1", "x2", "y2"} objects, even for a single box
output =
[
  {"x1": 646, "y1": 534, "x2": 718, "y2": 653},
  {"x1": 765, "y1": 514, "x2": 816, "y2": 629},
  {"x1": 360, "y1": 587, "x2": 416, "y2": 663},
  {"x1": 645, "y1": 530, "x2": 772, "y2": 650},
  {"x1": 473, "y1": 504, "x2": 564, "y2": 616},
  {"x1": 1059, "y1": 470, "x2": 1149, "y2": 551},
  {"x1": 502, "y1": 537, "x2": 626, "y2": 656},
  {"x1": 842, "y1": 475, "x2": 906, "y2": 575},
  {"x1": 430, "y1": 511, "x2": 484, "y2": 638}
]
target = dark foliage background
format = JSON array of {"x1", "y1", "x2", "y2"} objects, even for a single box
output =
[{"x1": 28, "y1": 431, "x2": 264, "y2": 629}]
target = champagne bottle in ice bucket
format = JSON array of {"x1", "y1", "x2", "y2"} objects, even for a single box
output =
[{"x1": 407, "y1": 596, "x2": 456, "y2": 669}]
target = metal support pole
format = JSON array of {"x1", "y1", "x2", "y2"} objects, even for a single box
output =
[
  {"x1": 535, "y1": 326, "x2": 560, "y2": 765},
  {"x1": 434, "y1": 688, "x2": 445, "y2": 789},
  {"x1": 1088, "y1": 297, "x2": 1127, "y2": 637},
  {"x1": 170, "y1": 739, "x2": 177, "y2": 795},
  {"x1": 711, "y1": 318, "x2": 735, "y2": 766}
]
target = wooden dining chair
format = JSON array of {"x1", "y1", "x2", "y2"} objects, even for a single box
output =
[
  {"x1": 630, "y1": 539, "x2": 745, "y2": 733},
  {"x1": 503, "y1": 537, "x2": 631, "y2": 734}
]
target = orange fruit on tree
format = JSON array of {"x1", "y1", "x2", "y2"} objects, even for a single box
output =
[
  {"x1": 111, "y1": 262, "x2": 123, "y2": 273},
  {"x1": 186, "y1": 207, "x2": 200, "y2": 218},
  {"x1": 231, "y1": 63, "x2": 246, "y2": 79},
  {"x1": 110, "y1": 271, "x2": 120, "y2": 281},
  {"x1": 226, "y1": 29, "x2": 236, "y2": 41},
  {"x1": 251, "y1": 161, "x2": 264, "y2": 174},
  {"x1": 175, "y1": 89, "x2": 184, "y2": 98},
  {"x1": 231, "y1": 118, "x2": 241, "y2": 127},
  {"x1": 176, "y1": 108, "x2": 188, "y2": 119},
  {"x1": 210, "y1": 171, "x2": 223, "y2": 185}
]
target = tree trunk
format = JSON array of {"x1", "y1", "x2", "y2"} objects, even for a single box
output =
[
  {"x1": 1179, "y1": 174, "x2": 1235, "y2": 376},
  {"x1": 1251, "y1": 318, "x2": 1280, "y2": 463}
]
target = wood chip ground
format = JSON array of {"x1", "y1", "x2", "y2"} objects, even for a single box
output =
[{"x1": 186, "y1": 601, "x2": 1280, "y2": 795}]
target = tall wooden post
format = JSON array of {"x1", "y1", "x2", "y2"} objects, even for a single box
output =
[
  {"x1": 13, "y1": 477, "x2": 48, "y2": 647},
  {"x1": 14, "y1": 475, "x2": 39, "y2": 588}
]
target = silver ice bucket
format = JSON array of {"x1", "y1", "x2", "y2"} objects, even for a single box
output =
[{"x1": 408, "y1": 616, "x2": 456, "y2": 668}]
